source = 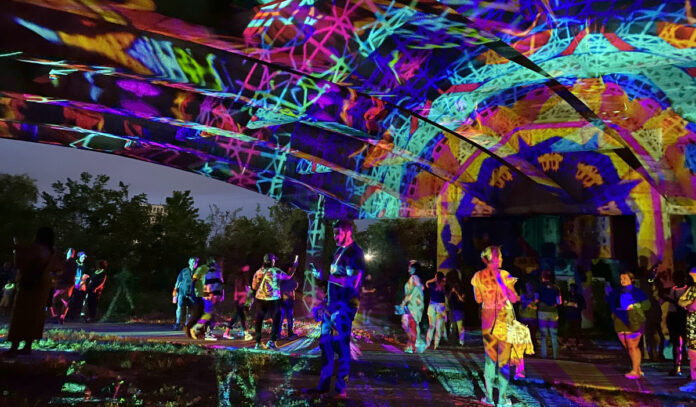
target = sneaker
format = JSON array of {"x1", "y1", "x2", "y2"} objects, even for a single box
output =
[
  {"x1": 204, "y1": 332, "x2": 218, "y2": 341},
  {"x1": 404, "y1": 347, "x2": 414, "y2": 354},
  {"x1": 243, "y1": 333, "x2": 254, "y2": 341},
  {"x1": 498, "y1": 397, "x2": 512, "y2": 407},
  {"x1": 624, "y1": 371, "x2": 640, "y2": 380},
  {"x1": 679, "y1": 381, "x2": 696, "y2": 392},
  {"x1": 172, "y1": 324, "x2": 181, "y2": 331},
  {"x1": 480, "y1": 396, "x2": 494, "y2": 406},
  {"x1": 514, "y1": 372, "x2": 526, "y2": 380},
  {"x1": 222, "y1": 332, "x2": 234, "y2": 340},
  {"x1": 266, "y1": 340, "x2": 277, "y2": 350},
  {"x1": 254, "y1": 342, "x2": 265, "y2": 350},
  {"x1": 190, "y1": 328, "x2": 198, "y2": 340}
]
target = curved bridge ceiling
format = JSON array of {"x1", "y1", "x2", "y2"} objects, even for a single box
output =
[{"x1": 0, "y1": 0, "x2": 695, "y2": 219}]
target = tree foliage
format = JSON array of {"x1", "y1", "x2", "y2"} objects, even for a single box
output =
[
  {"x1": 208, "y1": 202, "x2": 308, "y2": 271},
  {"x1": 356, "y1": 218, "x2": 437, "y2": 283},
  {"x1": 0, "y1": 173, "x2": 39, "y2": 260}
]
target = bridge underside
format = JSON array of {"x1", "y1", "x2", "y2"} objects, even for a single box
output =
[{"x1": 1, "y1": 0, "x2": 695, "y2": 268}]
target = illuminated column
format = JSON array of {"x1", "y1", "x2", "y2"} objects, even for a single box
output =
[
  {"x1": 437, "y1": 183, "x2": 462, "y2": 275},
  {"x1": 301, "y1": 195, "x2": 326, "y2": 313},
  {"x1": 634, "y1": 190, "x2": 673, "y2": 271}
]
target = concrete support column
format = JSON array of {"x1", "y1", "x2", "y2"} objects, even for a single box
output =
[{"x1": 301, "y1": 195, "x2": 325, "y2": 313}]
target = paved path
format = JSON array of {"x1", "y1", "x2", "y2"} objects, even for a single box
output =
[{"x1": 2, "y1": 321, "x2": 696, "y2": 406}]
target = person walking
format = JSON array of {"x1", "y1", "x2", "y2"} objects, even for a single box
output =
[
  {"x1": 172, "y1": 257, "x2": 197, "y2": 330},
  {"x1": 249, "y1": 253, "x2": 294, "y2": 349},
  {"x1": 400, "y1": 260, "x2": 424, "y2": 353},
  {"x1": 223, "y1": 264, "x2": 253, "y2": 341},
  {"x1": 51, "y1": 248, "x2": 76, "y2": 320},
  {"x1": 193, "y1": 258, "x2": 224, "y2": 341},
  {"x1": 471, "y1": 245, "x2": 519, "y2": 407},
  {"x1": 425, "y1": 272, "x2": 448, "y2": 350}
]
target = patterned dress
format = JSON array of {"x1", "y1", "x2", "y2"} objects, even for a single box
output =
[
  {"x1": 680, "y1": 286, "x2": 696, "y2": 350},
  {"x1": 471, "y1": 268, "x2": 518, "y2": 365}
]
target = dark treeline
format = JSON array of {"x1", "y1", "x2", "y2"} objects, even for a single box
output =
[{"x1": 0, "y1": 172, "x2": 437, "y2": 319}]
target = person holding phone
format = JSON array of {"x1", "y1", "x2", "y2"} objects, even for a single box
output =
[{"x1": 305, "y1": 219, "x2": 365, "y2": 400}]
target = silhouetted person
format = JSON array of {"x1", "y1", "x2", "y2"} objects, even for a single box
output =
[
  {"x1": 85, "y1": 260, "x2": 107, "y2": 322},
  {"x1": 6, "y1": 227, "x2": 61, "y2": 356}
]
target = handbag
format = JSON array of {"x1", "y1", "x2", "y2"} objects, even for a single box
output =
[{"x1": 506, "y1": 301, "x2": 535, "y2": 356}]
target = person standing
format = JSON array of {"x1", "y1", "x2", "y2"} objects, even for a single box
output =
[
  {"x1": 400, "y1": 260, "x2": 424, "y2": 353},
  {"x1": 193, "y1": 258, "x2": 224, "y2": 341},
  {"x1": 665, "y1": 270, "x2": 688, "y2": 376},
  {"x1": 449, "y1": 283, "x2": 466, "y2": 346},
  {"x1": 471, "y1": 245, "x2": 519, "y2": 407},
  {"x1": 186, "y1": 257, "x2": 208, "y2": 339},
  {"x1": 306, "y1": 219, "x2": 365, "y2": 399},
  {"x1": 678, "y1": 268, "x2": 696, "y2": 392},
  {"x1": 280, "y1": 256, "x2": 299, "y2": 339},
  {"x1": 536, "y1": 270, "x2": 561, "y2": 359},
  {"x1": 85, "y1": 260, "x2": 107, "y2": 322},
  {"x1": 223, "y1": 264, "x2": 253, "y2": 341},
  {"x1": 563, "y1": 283, "x2": 586, "y2": 352},
  {"x1": 172, "y1": 257, "x2": 197, "y2": 330},
  {"x1": 360, "y1": 274, "x2": 377, "y2": 325},
  {"x1": 6, "y1": 227, "x2": 61, "y2": 356},
  {"x1": 249, "y1": 253, "x2": 294, "y2": 349},
  {"x1": 606, "y1": 271, "x2": 651, "y2": 379},
  {"x1": 51, "y1": 248, "x2": 76, "y2": 320},
  {"x1": 63, "y1": 251, "x2": 88, "y2": 322},
  {"x1": 425, "y1": 272, "x2": 448, "y2": 350}
]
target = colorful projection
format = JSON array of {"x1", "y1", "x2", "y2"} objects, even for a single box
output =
[{"x1": 0, "y1": 0, "x2": 695, "y2": 268}]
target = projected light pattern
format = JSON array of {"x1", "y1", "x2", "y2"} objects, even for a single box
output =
[{"x1": 0, "y1": 0, "x2": 694, "y2": 268}]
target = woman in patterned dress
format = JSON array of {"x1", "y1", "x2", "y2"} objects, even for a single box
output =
[
  {"x1": 678, "y1": 268, "x2": 696, "y2": 392},
  {"x1": 401, "y1": 260, "x2": 424, "y2": 353},
  {"x1": 471, "y1": 245, "x2": 519, "y2": 407}
]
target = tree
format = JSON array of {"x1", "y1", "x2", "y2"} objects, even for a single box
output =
[
  {"x1": 356, "y1": 218, "x2": 437, "y2": 300},
  {"x1": 38, "y1": 172, "x2": 152, "y2": 273},
  {"x1": 0, "y1": 173, "x2": 39, "y2": 260},
  {"x1": 208, "y1": 202, "x2": 308, "y2": 272},
  {"x1": 142, "y1": 190, "x2": 210, "y2": 289}
]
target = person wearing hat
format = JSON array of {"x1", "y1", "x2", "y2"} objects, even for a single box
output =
[
  {"x1": 306, "y1": 219, "x2": 366, "y2": 399},
  {"x1": 249, "y1": 253, "x2": 294, "y2": 349}
]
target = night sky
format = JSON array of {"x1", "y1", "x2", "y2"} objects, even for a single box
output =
[{"x1": 0, "y1": 138, "x2": 276, "y2": 218}]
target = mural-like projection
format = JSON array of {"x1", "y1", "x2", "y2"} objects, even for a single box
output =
[{"x1": 0, "y1": 0, "x2": 694, "y2": 273}]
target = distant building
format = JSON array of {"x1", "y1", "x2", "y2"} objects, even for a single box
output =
[{"x1": 147, "y1": 204, "x2": 166, "y2": 223}]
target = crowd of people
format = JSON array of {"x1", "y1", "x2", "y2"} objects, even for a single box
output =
[{"x1": 7, "y1": 223, "x2": 696, "y2": 403}]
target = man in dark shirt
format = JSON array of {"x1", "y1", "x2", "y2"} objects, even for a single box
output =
[{"x1": 307, "y1": 219, "x2": 365, "y2": 399}]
